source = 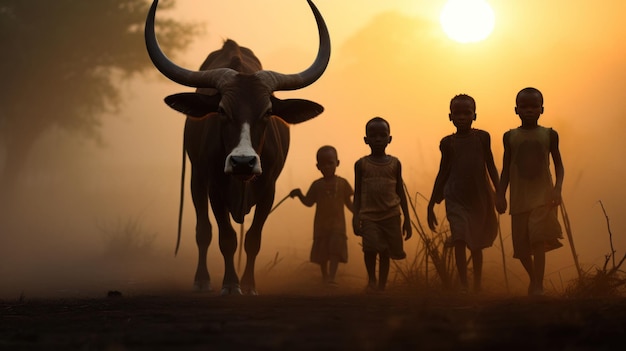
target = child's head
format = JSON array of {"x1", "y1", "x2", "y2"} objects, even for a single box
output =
[
  {"x1": 316, "y1": 145, "x2": 339, "y2": 178},
  {"x1": 364, "y1": 117, "x2": 392, "y2": 154},
  {"x1": 449, "y1": 94, "x2": 476, "y2": 132},
  {"x1": 515, "y1": 87, "x2": 544, "y2": 127}
]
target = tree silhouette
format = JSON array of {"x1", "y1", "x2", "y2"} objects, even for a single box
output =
[{"x1": 0, "y1": 0, "x2": 200, "y2": 193}]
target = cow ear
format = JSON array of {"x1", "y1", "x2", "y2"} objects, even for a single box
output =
[
  {"x1": 164, "y1": 93, "x2": 221, "y2": 118},
  {"x1": 270, "y1": 97, "x2": 324, "y2": 124}
]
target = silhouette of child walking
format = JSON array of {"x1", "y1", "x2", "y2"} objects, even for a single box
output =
[
  {"x1": 427, "y1": 94, "x2": 499, "y2": 293},
  {"x1": 290, "y1": 145, "x2": 354, "y2": 285},
  {"x1": 353, "y1": 117, "x2": 412, "y2": 292},
  {"x1": 496, "y1": 87, "x2": 565, "y2": 296}
]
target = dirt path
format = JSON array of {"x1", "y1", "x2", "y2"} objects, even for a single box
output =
[{"x1": 2, "y1": 291, "x2": 625, "y2": 350}]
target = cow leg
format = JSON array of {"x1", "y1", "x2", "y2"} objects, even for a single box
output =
[
  {"x1": 191, "y1": 171, "x2": 212, "y2": 292},
  {"x1": 209, "y1": 192, "x2": 242, "y2": 295},
  {"x1": 240, "y1": 191, "x2": 274, "y2": 295}
]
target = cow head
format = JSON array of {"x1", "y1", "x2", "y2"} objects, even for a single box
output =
[{"x1": 145, "y1": 0, "x2": 331, "y2": 177}]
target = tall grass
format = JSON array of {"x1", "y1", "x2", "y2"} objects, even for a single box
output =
[
  {"x1": 392, "y1": 184, "x2": 515, "y2": 294},
  {"x1": 563, "y1": 201, "x2": 626, "y2": 298},
  {"x1": 393, "y1": 189, "x2": 626, "y2": 298},
  {"x1": 391, "y1": 184, "x2": 457, "y2": 291}
]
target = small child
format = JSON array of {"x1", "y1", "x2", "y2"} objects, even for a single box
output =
[
  {"x1": 353, "y1": 117, "x2": 412, "y2": 292},
  {"x1": 290, "y1": 145, "x2": 354, "y2": 285},
  {"x1": 496, "y1": 87, "x2": 564, "y2": 296},
  {"x1": 427, "y1": 94, "x2": 499, "y2": 293}
]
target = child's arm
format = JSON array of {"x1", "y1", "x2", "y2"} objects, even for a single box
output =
[
  {"x1": 289, "y1": 187, "x2": 315, "y2": 207},
  {"x1": 550, "y1": 129, "x2": 564, "y2": 205},
  {"x1": 345, "y1": 196, "x2": 354, "y2": 214},
  {"x1": 482, "y1": 131, "x2": 500, "y2": 195},
  {"x1": 427, "y1": 138, "x2": 451, "y2": 231},
  {"x1": 352, "y1": 160, "x2": 363, "y2": 235},
  {"x1": 496, "y1": 131, "x2": 511, "y2": 214},
  {"x1": 343, "y1": 179, "x2": 355, "y2": 213},
  {"x1": 396, "y1": 160, "x2": 413, "y2": 241}
]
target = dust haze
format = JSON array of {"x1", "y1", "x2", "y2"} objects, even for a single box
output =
[{"x1": 2, "y1": 2, "x2": 625, "y2": 299}]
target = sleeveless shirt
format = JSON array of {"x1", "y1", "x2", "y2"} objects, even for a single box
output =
[
  {"x1": 442, "y1": 129, "x2": 493, "y2": 205},
  {"x1": 509, "y1": 126, "x2": 554, "y2": 214},
  {"x1": 440, "y1": 129, "x2": 497, "y2": 249},
  {"x1": 358, "y1": 156, "x2": 401, "y2": 221}
]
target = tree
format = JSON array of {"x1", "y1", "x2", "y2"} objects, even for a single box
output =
[{"x1": 0, "y1": 0, "x2": 200, "y2": 194}]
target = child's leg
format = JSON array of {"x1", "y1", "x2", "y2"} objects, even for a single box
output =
[
  {"x1": 454, "y1": 242, "x2": 469, "y2": 289},
  {"x1": 364, "y1": 251, "x2": 377, "y2": 287},
  {"x1": 470, "y1": 249, "x2": 483, "y2": 292},
  {"x1": 328, "y1": 257, "x2": 339, "y2": 283},
  {"x1": 378, "y1": 252, "x2": 390, "y2": 291},
  {"x1": 512, "y1": 212, "x2": 536, "y2": 294},
  {"x1": 319, "y1": 260, "x2": 329, "y2": 283},
  {"x1": 531, "y1": 243, "x2": 546, "y2": 294},
  {"x1": 518, "y1": 254, "x2": 535, "y2": 294}
]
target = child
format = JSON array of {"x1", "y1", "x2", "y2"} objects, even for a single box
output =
[
  {"x1": 290, "y1": 145, "x2": 354, "y2": 285},
  {"x1": 427, "y1": 94, "x2": 499, "y2": 293},
  {"x1": 496, "y1": 87, "x2": 564, "y2": 296},
  {"x1": 353, "y1": 117, "x2": 412, "y2": 292}
]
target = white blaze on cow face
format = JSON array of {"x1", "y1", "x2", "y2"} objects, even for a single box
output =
[{"x1": 224, "y1": 122, "x2": 262, "y2": 175}]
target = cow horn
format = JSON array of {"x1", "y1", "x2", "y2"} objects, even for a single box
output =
[
  {"x1": 144, "y1": 0, "x2": 236, "y2": 88},
  {"x1": 257, "y1": 0, "x2": 331, "y2": 91}
]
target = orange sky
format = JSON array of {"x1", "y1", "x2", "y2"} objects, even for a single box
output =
[{"x1": 3, "y1": 0, "x2": 626, "y2": 297}]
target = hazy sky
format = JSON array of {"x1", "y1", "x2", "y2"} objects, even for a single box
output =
[{"x1": 2, "y1": 0, "x2": 625, "y2": 298}]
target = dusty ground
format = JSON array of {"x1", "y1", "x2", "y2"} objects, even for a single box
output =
[{"x1": 1, "y1": 287, "x2": 625, "y2": 350}]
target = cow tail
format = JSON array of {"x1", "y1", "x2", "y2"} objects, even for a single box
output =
[{"x1": 175, "y1": 131, "x2": 186, "y2": 256}]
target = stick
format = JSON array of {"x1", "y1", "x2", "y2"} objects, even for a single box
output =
[
  {"x1": 497, "y1": 214, "x2": 510, "y2": 292},
  {"x1": 559, "y1": 199, "x2": 582, "y2": 278},
  {"x1": 237, "y1": 194, "x2": 290, "y2": 272},
  {"x1": 598, "y1": 200, "x2": 616, "y2": 269},
  {"x1": 269, "y1": 194, "x2": 291, "y2": 214}
]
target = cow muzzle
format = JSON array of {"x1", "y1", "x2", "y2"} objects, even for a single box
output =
[
  {"x1": 227, "y1": 155, "x2": 261, "y2": 177},
  {"x1": 223, "y1": 122, "x2": 263, "y2": 178}
]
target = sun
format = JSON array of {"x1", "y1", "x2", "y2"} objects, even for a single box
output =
[{"x1": 440, "y1": 0, "x2": 495, "y2": 43}]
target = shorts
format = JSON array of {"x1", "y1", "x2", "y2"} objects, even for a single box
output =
[
  {"x1": 360, "y1": 216, "x2": 406, "y2": 260},
  {"x1": 511, "y1": 205, "x2": 563, "y2": 259},
  {"x1": 445, "y1": 198, "x2": 497, "y2": 251}
]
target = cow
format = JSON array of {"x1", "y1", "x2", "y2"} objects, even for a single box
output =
[{"x1": 144, "y1": 0, "x2": 330, "y2": 295}]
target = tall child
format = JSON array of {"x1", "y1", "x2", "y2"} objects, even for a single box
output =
[
  {"x1": 427, "y1": 94, "x2": 499, "y2": 293},
  {"x1": 496, "y1": 87, "x2": 564, "y2": 296},
  {"x1": 353, "y1": 117, "x2": 412, "y2": 292},
  {"x1": 290, "y1": 145, "x2": 354, "y2": 285}
]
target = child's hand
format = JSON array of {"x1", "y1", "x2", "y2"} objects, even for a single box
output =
[
  {"x1": 550, "y1": 188, "x2": 562, "y2": 207},
  {"x1": 352, "y1": 215, "x2": 362, "y2": 236},
  {"x1": 427, "y1": 204, "x2": 438, "y2": 231},
  {"x1": 289, "y1": 189, "x2": 301, "y2": 198},
  {"x1": 495, "y1": 193, "x2": 507, "y2": 214},
  {"x1": 403, "y1": 218, "x2": 412, "y2": 240}
]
